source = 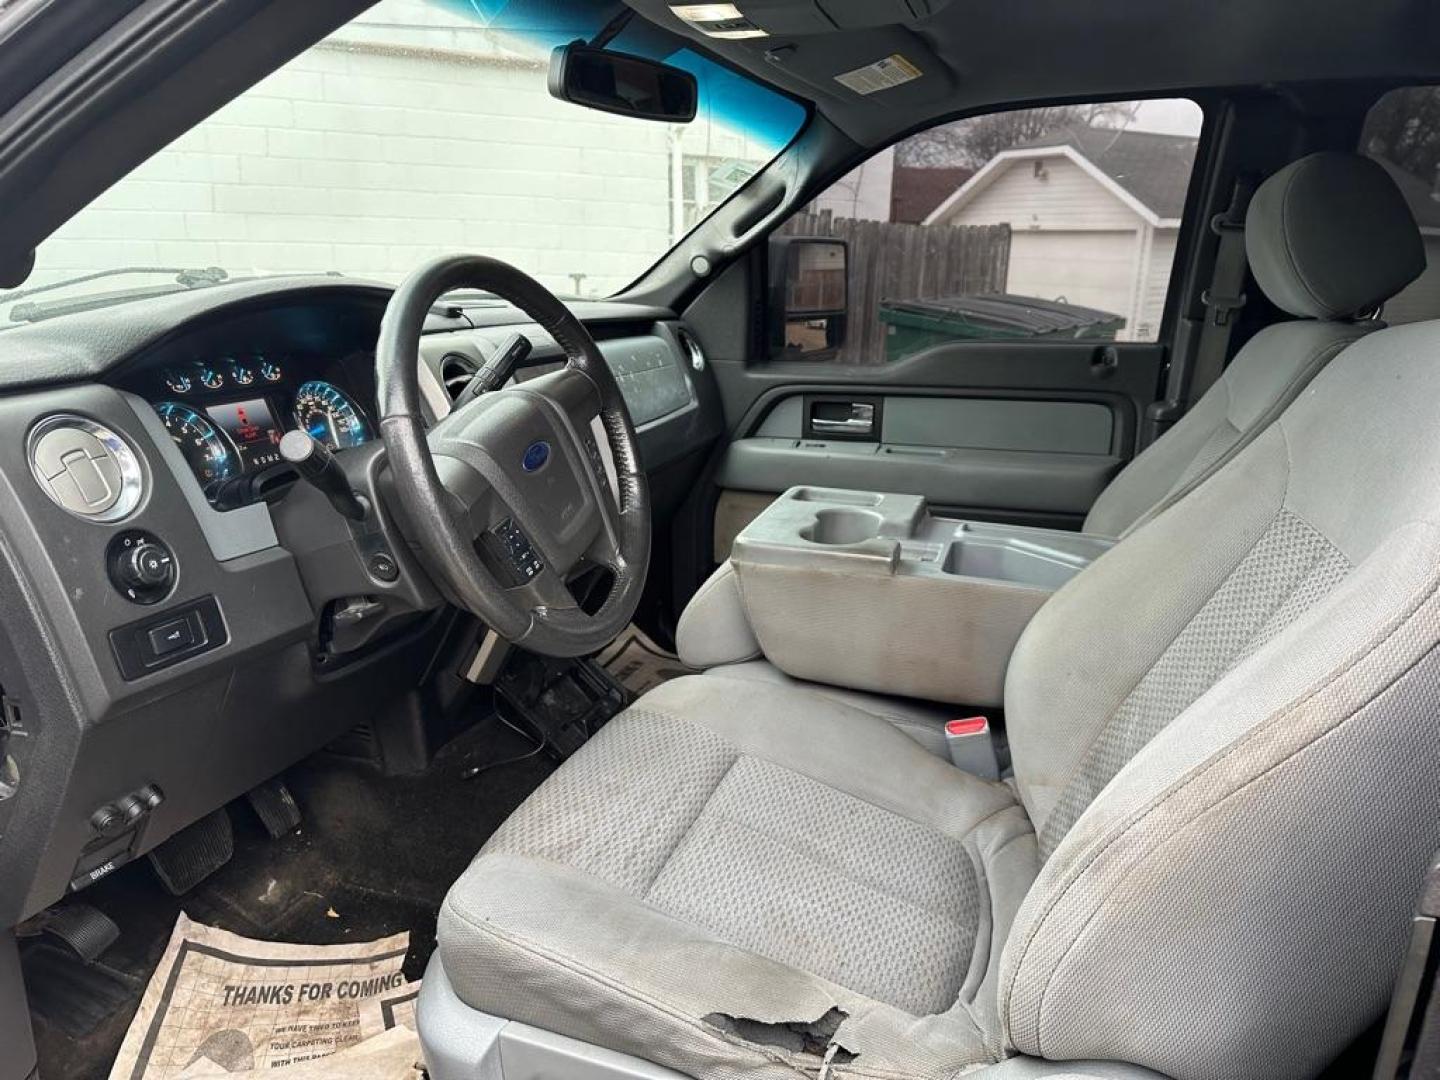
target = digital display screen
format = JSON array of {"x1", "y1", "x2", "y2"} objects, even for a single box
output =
[{"x1": 206, "y1": 398, "x2": 284, "y2": 471}]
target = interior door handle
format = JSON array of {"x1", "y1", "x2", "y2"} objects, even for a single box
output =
[{"x1": 811, "y1": 402, "x2": 875, "y2": 435}]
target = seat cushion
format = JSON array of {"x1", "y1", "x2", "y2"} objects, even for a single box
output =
[
  {"x1": 702, "y1": 658, "x2": 958, "y2": 757},
  {"x1": 438, "y1": 672, "x2": 1038, "y2": 1079}
]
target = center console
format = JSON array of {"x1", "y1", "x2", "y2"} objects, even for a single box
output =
[{"x1": 716, "y1": 487, "x2": 1115, "y2": 705}]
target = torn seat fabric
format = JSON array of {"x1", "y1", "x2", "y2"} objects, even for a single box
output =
[{"x1": 438, "y1": 672, "x2": 1038, "y2": 1079}]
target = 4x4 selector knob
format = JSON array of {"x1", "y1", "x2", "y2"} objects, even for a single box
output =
[{"x1": 106, "y1": 530, "x2": 176, "y2": 605}]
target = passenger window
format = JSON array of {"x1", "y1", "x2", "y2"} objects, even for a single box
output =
[
  {"x1": 1361, "y1": 86, "x2": 1440, "y2": 325},
  {"x1": 775, "y1": 98, "x2": 1203, "y2": 362}
]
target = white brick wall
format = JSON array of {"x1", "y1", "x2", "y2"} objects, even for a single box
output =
[{"x1": 30, "y1": 0, "x2": 780, "y2": 299}]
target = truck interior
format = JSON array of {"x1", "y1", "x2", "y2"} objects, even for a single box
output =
[{"x1": 1, "y1": 1, "x2": 1440, "y2": 1078}]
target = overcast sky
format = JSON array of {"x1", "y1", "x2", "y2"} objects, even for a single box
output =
[{"x1": 1130, "y1": 98, "x2": 1206, "y2": 136}]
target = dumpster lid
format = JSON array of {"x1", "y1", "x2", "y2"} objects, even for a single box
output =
[{"x1": 881, "y1": 293, "x2": 1125, "y2": 334}]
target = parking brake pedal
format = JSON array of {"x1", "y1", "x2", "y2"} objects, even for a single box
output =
[
  {"x1": 245, "y1": 777, "x2": 302, "y2": 839},
  {"x1": 25, "y1": 904, "x2": 120, "y2": 964},
  {"x1": 147, "y1": 808, "x2": 234, "y2": 895}
]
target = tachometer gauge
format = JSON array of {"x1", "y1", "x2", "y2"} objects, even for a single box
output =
[
  {"x1": 293, "y1": 381, "x2": 371, "y2": 450},
  {"x1": 154, "y1": 401, "x2": 238, "y2": 488}
]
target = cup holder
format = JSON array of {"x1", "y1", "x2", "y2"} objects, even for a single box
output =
[{"x1": 802, "y1": 508, "x2": 885, "y2": 546}]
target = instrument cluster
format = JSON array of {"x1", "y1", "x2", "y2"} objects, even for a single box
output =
[{"x1": 146, "y1": 355, "x2": 373, "y2": 505}]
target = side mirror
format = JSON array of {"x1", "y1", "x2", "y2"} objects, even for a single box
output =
[
  {"x1": 547, "y1": 42, "x2": 698, "y2": 123},
  {"x1": 769, "y1": 237, "x2": 848, "y2": 360}
]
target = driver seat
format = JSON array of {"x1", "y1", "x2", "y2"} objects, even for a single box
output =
[{"x1": 424, "y1": 153, "x2": 1440, "y2": 1080}]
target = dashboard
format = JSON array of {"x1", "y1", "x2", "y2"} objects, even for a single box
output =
[{"x1": 0, "y1": 277, "x2": 725, "y2": 928}]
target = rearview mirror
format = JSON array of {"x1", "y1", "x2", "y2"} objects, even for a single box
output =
[
  {"x1": 548, "y1": 42, "x2": 698, "y2": 123},
  {"x1": 769, "y1": 237, "x2": 849, "y2": 360}
]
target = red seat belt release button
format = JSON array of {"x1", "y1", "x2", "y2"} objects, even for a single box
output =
[{"x1": 944, "y1": 716, "x2": 999, "y2": 779}]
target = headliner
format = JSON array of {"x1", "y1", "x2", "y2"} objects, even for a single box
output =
[{"x1": 626, "y1": 0, "x2": 1440, "y2": 147}]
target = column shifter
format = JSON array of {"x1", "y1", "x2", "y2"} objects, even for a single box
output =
[{"x1": 279, "y1": 430, "x2": 367, "y2": 521}]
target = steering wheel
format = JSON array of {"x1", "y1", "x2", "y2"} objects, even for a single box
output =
[{"x1": 374, "y1": 254, "x2": 650, "y2": 657}]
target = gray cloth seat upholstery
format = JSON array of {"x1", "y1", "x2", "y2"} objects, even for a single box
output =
[
  {"x1": 696, "y1": 656, "x2": 960, "y2": 757},
  {"x1": 432, "y1": 152, "x2": 1440, "y2": 1080},
  {"x1": 1083, "y1": 150, "x2": 1418, "y2": 538},
  {"x1": 441, "y1": 674, "x2": 1035, "y2": 1077}
]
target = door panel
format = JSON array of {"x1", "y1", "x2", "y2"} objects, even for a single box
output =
[{"x1": 705, "y1": 337, "x2": 1164, "y2": 559}]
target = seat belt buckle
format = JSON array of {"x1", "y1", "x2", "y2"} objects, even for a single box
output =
[{"x1": 944, "y1": 717, "x2": 999, "y2": 780}]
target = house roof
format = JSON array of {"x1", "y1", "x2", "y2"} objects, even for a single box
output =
[
  {"x1": 890, "y1": 165, "x2": 973, "y2": 224},
  {"x1": 1012, "y1": 126, "x2": 1199, "y2": 219}
]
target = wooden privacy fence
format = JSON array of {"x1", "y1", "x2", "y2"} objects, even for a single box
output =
[{"x1": 781, "y1": 210, "x2": 1011, "y2": 364}]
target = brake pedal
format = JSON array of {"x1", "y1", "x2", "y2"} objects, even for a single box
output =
[
  {"x1": 245, "y1": 777, "x2": 302, "y2": 839},
  {"x1": 147, "y1": 808, "x2": 233, "y2": 895}
]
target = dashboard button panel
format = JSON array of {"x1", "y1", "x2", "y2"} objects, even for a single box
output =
[{"x1": 109, "y1": 595, "x2": 227, "y2": 680}]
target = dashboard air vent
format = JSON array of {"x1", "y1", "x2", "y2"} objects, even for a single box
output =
[
  {"x1": 27, "y1": 415, "x2": 143, "y2": 522},
  {"x1": 676, "y1": 328, "x2": 706, "y2": 372},
  {"x1": 439, "y1": 353, "x2": 479, "y2": 400}
]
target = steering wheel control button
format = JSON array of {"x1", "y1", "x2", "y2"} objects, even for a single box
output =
[
  {"x1": 106, "y1": 530, "x2": 176, "y2": 605},
  {"x1": 146, "y1": 618, "x2": 195, "y2": 657},
  {"x1": 109, "y1": 595, "x2": 228, "y2": 680},
  {"x1": 27, "y1": 415, "x2": 144, "y2": 522},
  {"x1": 367, "y1": 551, "x2": 400, "y2": 583},
  {"x1": 488, "y1": 518, "x2": 545, "y2": 583}
]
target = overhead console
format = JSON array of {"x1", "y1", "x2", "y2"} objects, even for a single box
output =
[{"x1": 724, "y1": 487, "x2": 1114, "y2": 705}]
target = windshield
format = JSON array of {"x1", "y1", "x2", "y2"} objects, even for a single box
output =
[{"x1": 0, "y1": 0, "x2": 806, "y2": 322}]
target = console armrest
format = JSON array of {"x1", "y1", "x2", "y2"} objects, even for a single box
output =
[
  {"x1": 706, "y1": 486, "x2": 1112, "y2": 706},
  {"x1": 675, "y1": 560, "x2": 760, "y2": 668}
]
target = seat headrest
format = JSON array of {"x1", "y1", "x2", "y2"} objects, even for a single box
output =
[{"x1": 1245, "y1": 151, "x2": 1425, "y2": 320}]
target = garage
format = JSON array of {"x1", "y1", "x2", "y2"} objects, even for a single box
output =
[{"x1": 1005, "y1": 228, "x2": 1139, "y2": 322}]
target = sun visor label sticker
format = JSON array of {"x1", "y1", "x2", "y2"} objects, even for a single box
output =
[{"x1": 834, "y1": 54, "x2": 922, "y2": 96}]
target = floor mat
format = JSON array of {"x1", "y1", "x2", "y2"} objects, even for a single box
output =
[
  {"x1": 596, "y1": 624, "x2": 696, "y2": 697},
  {"x1": 19, "y1": 943, "x2": 142, "y2": 1039},
  {"x1": 29, "y1": 712, "x2": 554, "y2": 1080}
]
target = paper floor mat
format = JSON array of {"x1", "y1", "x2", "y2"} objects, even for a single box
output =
[
  {"x1": 596, "y1": 624, "x2": 696, "y2": 697},
  {"x1": 109, "y1": 913, "x2": 423, "y2": 1080}
]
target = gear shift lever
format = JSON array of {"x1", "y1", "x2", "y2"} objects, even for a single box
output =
[{"x1": 279, "y1": 430, "x2": 367, "y2": 521}]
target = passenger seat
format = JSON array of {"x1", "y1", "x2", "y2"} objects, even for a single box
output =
[
  {"x1": 1084, "y1": 150, "x2": 1423, "y2": 537},
  {"x1": 675, "y1": 151, "x2": 1425, "y2": 756}
]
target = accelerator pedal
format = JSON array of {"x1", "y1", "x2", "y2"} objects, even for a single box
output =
[
  {"x1": 245, "y1": 777, "x2": 302, "y2": 839},
  {"x1": 147, "y1": 808, "x2": 233, "y2": 895}
]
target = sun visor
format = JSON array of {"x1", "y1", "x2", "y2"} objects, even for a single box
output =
[{"x1": 759, "y1": 26, "x2": 958, "y2": 111}]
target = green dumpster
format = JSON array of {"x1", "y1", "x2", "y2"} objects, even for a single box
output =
[{"x1": 879, "y1": 293, "x2": 1126, "y2": 361}]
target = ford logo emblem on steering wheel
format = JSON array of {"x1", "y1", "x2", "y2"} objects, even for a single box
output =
[{"x1": 521, "y1": 440, "x2": 550, "y2": 472}]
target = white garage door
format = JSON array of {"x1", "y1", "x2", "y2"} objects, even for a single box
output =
[{"x1": 1005, "y1": 229, "x2": 1138, "y2": 332}]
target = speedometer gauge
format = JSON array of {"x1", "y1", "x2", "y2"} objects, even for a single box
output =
[
  {"x1": 154, "y1": 401, "x2": 237, "y2": 488},
  {"x1": 292, "y1": 381, "x2": 371, "y2": 450}
]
